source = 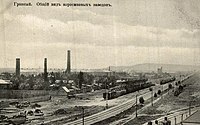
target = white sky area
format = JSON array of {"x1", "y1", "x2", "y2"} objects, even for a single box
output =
[{"x1": 0, "y1": 0, "x2": 200, "y2": 69}]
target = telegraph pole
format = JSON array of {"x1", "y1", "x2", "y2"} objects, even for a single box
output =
[
  {"x1": 152, "y1": 89, "x2": 153, "y2": 106},
  {"x1": 174, "y1": 116, "x2": 177, "y2": 125},
  {"x1": 189, "y1": 101, "x2": 191, "y2": 115},
  {"x1": 161, "y1": 85, "x2": 164, "y2": 99},
  {"x1": 82, "y1": 107, "x2": 84, "y2": 125},
  {"x1": 173, "y1": 81, "x2": 175, "y2": 92},
  {"x1": 149, "y1": 87, "x2": 153, "y2": 106},
  {"x1": 105, "y1": 81, "x2": 108, "y2": 109},
  {"x1": 189, "y1": 89, "x2": 191, "y2": 116},
  {"x1": 136, "y1": 94, "x2": 138, "y2": 117}
]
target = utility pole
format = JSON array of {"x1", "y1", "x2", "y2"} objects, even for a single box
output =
[
  {"x1": 167, "y1": 83, "x2": 169, "y2": 95},
  {"x1": 149, "y1": 87, "x2": 153, "y2": 106},
  {"x1": 152, "y1": 89, "x2": 153, "y2": 106},
  {"x1": 136, "y1": 94, "x2": 138, "y2": 117},
  {"x1": 173, "y1": 81, "x2": 175, "y2": 92},
  {"x1": 189, "y1": 101, "x2": 191, "y2": 116},
  {"x1": 181, "y1": 114, "x2": 183, "y2": 122},
  {"x1": 105, "y1": 81, "x2": 108, "y2": 109},
  {"x1": 174, "y1": 116, "x2": 176, "y2": 125},
  {"x1": 189, "y1": 90, "x2": 191, "y2": 116},
  {"x1": 161, "y1": 85, "x2": 164, "y2": 99},
  {"x1": 82, "y1": 107, "x2": 84, "y2": 125}
]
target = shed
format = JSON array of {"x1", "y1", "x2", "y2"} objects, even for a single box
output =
[{"x1": 0, "y1": 79, "x2": 12, "y2": 89}]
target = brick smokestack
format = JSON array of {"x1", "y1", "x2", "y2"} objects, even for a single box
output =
[
  {"x1": 16, "y1": 58, "x2": 20, "y2": 77},
  {"x1": 66, "y1": 50, "x2": 71, "y2": 74},
  {"x1": 44, "y1": 58, "x2": 48, "y2": 82}
]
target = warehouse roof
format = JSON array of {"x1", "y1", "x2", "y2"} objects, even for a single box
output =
[
  {"x1": 62, "y1": 86, "x2": 70, "y2": 93},
  {"x1": 0, "y1": 79, "x2": 12, "y2": 85}
]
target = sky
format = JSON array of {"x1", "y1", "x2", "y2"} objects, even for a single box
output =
[{"x1": 0, "y1": 0, "x2": 200, "y2": 69}]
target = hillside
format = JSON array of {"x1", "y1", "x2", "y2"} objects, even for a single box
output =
[
  {"x1": 1, "y1": 63, "x2": 199, "y2": 74},
  {"x1": 110, "y1": 63, "x2": 200, "y2": 73},
  {"x1": 0, "y1": 68, "x2": 15, "y2": 74}
]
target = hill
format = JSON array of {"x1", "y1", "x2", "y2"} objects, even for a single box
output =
[
  {"x1": 0, "y1": 68, "x2": 15, "y2": 74},
  {"x1": 110, "y1": 63, "x2": 200, "y2": 73}
]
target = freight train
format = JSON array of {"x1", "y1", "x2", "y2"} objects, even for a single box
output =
[
  {"x1": 160, "y1": 76, "x2": 176, "y2": 85},
  {"x1": 103, "y1": 78, "x2": 153, "y2": 100}
]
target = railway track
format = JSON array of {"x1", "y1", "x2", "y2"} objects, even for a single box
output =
[
  {"x1": 63, "y1": 85, "x2": 169, "y2": 125},
  {"x1": 44, "y1": 74, "x2": 193, "y2": 125},
  {"x1": 64, "y1": 79, "x2": 184, "y2": 125},
  {"x1": 64, "y1": 98, "x2": 135, "y2": 125}
]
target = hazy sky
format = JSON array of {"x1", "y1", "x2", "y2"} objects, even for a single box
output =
[{"x1": 0, "y1": 0, "x2": 200, "y2": 69}]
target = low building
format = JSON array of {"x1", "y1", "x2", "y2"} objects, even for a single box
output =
[
  {"x1": 0, "y1": 79, "x2": 12, "y2": 89},
  {"x1": 158, "y1": 67, "x2": 163, "y2": 74}
]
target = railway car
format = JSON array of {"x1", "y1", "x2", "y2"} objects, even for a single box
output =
[
  {"x1": 103, "y1": 78, "x2": 153, "y2": 100},
  {"x1": 160, "y1": 76, "x2": 176, "y2": 85},
  {"x1": 103, "y1": 85, "x2": 126, "y2": 99}
]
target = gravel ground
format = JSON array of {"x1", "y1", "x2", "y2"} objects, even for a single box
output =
[{"x1": 28, "y1": 88, "x2": 144, "y2": 124}]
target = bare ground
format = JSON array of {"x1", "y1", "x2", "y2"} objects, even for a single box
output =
[{"x1": 125, "y1": 73, "x2": 200, "y2": 125}]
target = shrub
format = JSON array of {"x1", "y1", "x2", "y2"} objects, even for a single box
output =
[
  {"x1": 154, "y1": 93, "x2": 157, "y2": 97},
  {"x1": 139, "y1": 97, "x2": 145, "y2": 104},
  {"x1": 168, "y1": 84, "x2": 172, "y2": 89},
  {"x1": 155, "y1": 120, "x2": 158, "y2": 124},
  {"x1": 179, "y1": 85, "x2": 183, "y2": 91},
  {"x1": 157, "y1": 90, "x2": 162, "y2": 95},
  {"x1": 148, "y1": 121, "x2": 152, "y2": 125}
]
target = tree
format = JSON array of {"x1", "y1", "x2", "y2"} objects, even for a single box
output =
[
  {"x1": 10, "y1": 77, "x2": 21, "y2": 90},
  {"x1": 157, "y1": 90, "x2": 162, "y2": 95},
  {"x1": 154, "y1": 93, "x2": 157, "y2": 97},
  {"x1": 179, "y1": 85, "x2": 183, "y2": 91},
  {"x1": 168, "y1": 84, "x2": 172, "y2": 89},
  {"x1": 139, "y1": 97, "x2": 145, "y2": 104},
  {"x1": 27, "y1": 76, "x2": 34, "y2": 89},
  {"x1": 78, "y1": 71, "x2": 84, "y2": 89},
  {"x1": 1, "y1": 72, "x2": 12, "y2": 79},
  {"x1": 148, "y1": 121, "x2": 152, "y2": 125}
]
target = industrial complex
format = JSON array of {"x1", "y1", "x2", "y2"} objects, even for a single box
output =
[{"x1": 0, "y1": 49, "x2": 199, "y2": 125}]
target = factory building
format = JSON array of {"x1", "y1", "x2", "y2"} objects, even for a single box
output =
[
  {"x1": 44, "y1": 58, "x2": 48, "y2": 82},
  {"x1": 0, "y1": 79, "x2": 12, "y2": 89},
  {"x1": 16, "y1": 58, "x2": 20, "y2": 77},
  {"x1": 66, "y1": 50, "x2": 71, "y2": 74},
  {"x1": 157, "y1": 67, "x2": 163, "y2": 74}
]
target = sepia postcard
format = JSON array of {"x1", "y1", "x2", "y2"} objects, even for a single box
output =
[{"x1": 0, "y1": 0, "x2": 200, "y2": 125}]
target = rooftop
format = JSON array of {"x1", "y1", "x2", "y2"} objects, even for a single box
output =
[{"x1": 0, "y1": 79, "x2": 12, "y2": 85}]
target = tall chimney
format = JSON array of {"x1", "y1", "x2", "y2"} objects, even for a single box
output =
[
  {"x1": 66, "y1": 50, "x2": 71, "y2": 74},
  {"x1": 44, "y1": 58, "x2": 48, "y2": 82},
  {"x1": 16, "y1": 58, "x2": 20, "y2": 77}
]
